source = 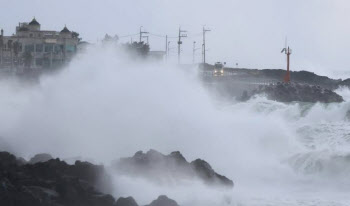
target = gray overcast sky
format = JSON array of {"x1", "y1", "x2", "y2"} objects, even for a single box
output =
[{"x1": 1, "y1": 0, "x2": 349, "y2": 77}]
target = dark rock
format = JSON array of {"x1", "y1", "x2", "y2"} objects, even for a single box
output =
[
  {"x1": 29, "y1": 153, "x2": 53, "y2": 164},
  {"x1": 339, "y1": 78, "x2": 350, "y2": 88},
  {"x1": 16, "y1": 157, "x2": 27, "y2": 166},
  {"x1": 146, "y1": 195, "x2": 178, "y2": 206},
  {"x1": 113, "y1": 150, "x2": 233, "y2": 188},
  {"x1": 191, "y1": 159, "x2": 234, "y2": 188},
  {"x1": 239, "y1": 90, "x2": 249, "y2": 101},
  {"x1": 0, "y1": 151, "x2": 183, "y2": 206},
  {"x1": 0, "y1": 151, "x2": 116, "y2": 206},
  {"x1": 248, "y1": 82, "x2": 344, "y2": 103},
  {"x1": 226, "y1": 68, "x2": 343, "y2": 90},
  {"x1": 0, "y1": 152, "x2": 19, "y2": 168},
  {"x1": 116, "y1": 196, "x2": 139, "y2": 206}
]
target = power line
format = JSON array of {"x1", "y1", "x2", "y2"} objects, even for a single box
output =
[
  {"x1": 189, "y1": 32, "x2": 203, "y2": 37},
  {"x1": 117, "y1": 31, "x2": 202, "y2": 40},
  {"x1": 149, "y1": 32, "x2": 201, "y2": 39},
  {"x1": 149, "y1": 33, "x2": 177, "y2": 38},
  {"x1": 118, "y1": 33, "x2": 139, "y2": 38}
]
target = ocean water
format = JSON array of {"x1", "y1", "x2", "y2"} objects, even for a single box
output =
[
  {"x1": 228, "y1": 93, "x2": 350, "y2": 206},
  {"x1": 0, "y1": 44, "x2": 349, "y2": 206}
]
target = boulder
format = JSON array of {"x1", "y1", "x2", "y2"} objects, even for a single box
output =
[
  {"x1": 0, "y1": 151, "x2": 116, "y2": 206},
  {"x1": 116, "y1": 196, "x2": 139, "y2": 206},
  {"x1": 191, "y1": 159, "x2": 234, "y2": 188},
  {"x1": 29, "y1": 153, "x2": 53, "y2": 164},
  {"x1": 114, "y1": 150, "x2": 233, "y2": 188},
  {"x1": 0, "y1": 152, "x2": 19, "y2": 169},
  {"x1": 246, "y1": 82, "x2": 344, "y2": 103},
  {"x1": 0, "y1": 151, "x2": 182, "y2": 206},
  {"x1": 146, "y1": 195, "x2": 179, "y2": 206}
]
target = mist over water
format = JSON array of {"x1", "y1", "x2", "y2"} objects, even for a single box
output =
[{"x1": 1, "y1": 44, "x2": 350, "y2": 206}]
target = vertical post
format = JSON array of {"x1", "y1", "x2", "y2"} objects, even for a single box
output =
[
  {"x1": 193, "y1": 41, "x2": 196, "y2": 64},
  {"x1": 282, "y1": 46, "x2": 291, "y2": 82},
  {"x1": 203, "y1": 27, "x2": 205, "y2": 64},
  {"x1": 201, "y1": 43, "x2": 204, "y2": 63},
  {"x1": 167, "y1": 41, "x2": 170, "y2": 60},
  {"x1": 177, "y1": 27, "x2": 187, "y2": 64},
  {"x1": 202, "y1": 27, "x2": 211, "y2": 64},
  {"x1": 178, "y1": 28, "x2": 180, "y2": 64},
  {"x1": 165, "y1": 35, "x2": 168, "y2": 61},
  {"x1": 0, "y1": 29, "x2": 3, "y2": 67},
  {"x1": 286, "y1": 47, "x2": 290, "y2": 82},
  {"x1": 139, "y1": 26, "x2": 142, "y2": 43}
]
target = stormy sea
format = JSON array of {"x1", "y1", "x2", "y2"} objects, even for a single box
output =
[{"x1": 1, "y1": 45, "x2": 350, "y2": 206}]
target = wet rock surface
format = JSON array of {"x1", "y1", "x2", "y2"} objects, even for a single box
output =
[
  {"x1": 0, "y1": 151, "x2": 115, "y2": 206},
  {"x1": 246, "y1": 82, "x2": 344, "y2": 103},
  {"x1": 113, "y1": 149, "x2": 234, "y2": 188},
  {"x1": 115, "y1": 196, "x2": 139, "y2": 206},
  {"x1": 1, "y1": 150, "x2": 231, "y2": 205},
  {"x1": 339, "y1": 78, "x2": 350, "y2": 88},
  {"x1": 29, "y1": 153, "x2": 53, "y2": 164},
  {"x1": 146, "y1": 195, "x2": 179, "y2": 206}
]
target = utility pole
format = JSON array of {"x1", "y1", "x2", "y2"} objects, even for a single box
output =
[
  {"x1": 0, "y1": 29, "x2": 3, "y2": 67},
  {"x1": 193, "y1": 41, "x2": 196, "y2": 64},
  {"x1": 167, "y1": 41, "x2": 171, "y2": 59},
  {"x1": 165, "y1": 35, "x2": 168, "y2": 61},
  {"x1": 192, "y1": 41, "x2": 200, "y2": 64},
  {"x1": 202, "y1": 26, "x2": 211, "y2": 64},
  {"x1": 178, "y1": 27, "x2": 187, "y2": 64},
  {"x1": 281, "y1": 46, "x2": 292, "y2": 82},
  {"x1": 139, "y1": 26, "x2": 149, "y2": 43}
]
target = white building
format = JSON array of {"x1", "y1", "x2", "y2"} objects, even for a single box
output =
[{"x1": 0, "y1": 18, "x2": 80, "y2": 71}]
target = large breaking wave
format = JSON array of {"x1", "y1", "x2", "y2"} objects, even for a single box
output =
[{"x1": 0, "y1": 44, "x2": 350, "y2": 205}]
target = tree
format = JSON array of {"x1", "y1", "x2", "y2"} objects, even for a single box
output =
[
  {"x1": 72, "y1": 31, "x2": 82, "y2": 42},
  {"x1": 124, "y1": 41, "x2": 150, "y2": 57},
  {"x1": 102, "y1": 34, "x2": 119, "y2": 43}
]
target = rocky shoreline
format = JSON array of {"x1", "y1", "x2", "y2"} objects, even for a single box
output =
[
  {"x1": 201, "y1": 63, "x2": 350, "y2": 90},
  {"x1": 0, "y1": 151, "x2": 115, "y2": 206},
  {"x1": 113, "y1": 150, "x2": 234, "y2": 188},
  {"x1": 1, "y1": 150, "x2": 233, "y2": 206},
  {"x1": 241, "y1": 82, "x2": 344, "y2": 103}
]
